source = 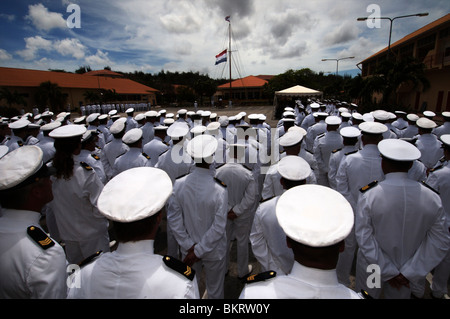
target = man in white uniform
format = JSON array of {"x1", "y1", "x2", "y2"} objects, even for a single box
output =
[
  {"x1": 143, "y1": 126, "x2": 169, "y2": 167},
  {"x1": 216, "y1": 143, "x2": 258, "y2": 280},
  {"x1": 67, "y1": 167, "x2": 200, "y2": 299},
  {"x1": 101, "y1": 118, "x2": 129, "y2": 181},
  {"x1": 355, "y1": 139, "x2": 450, "y2": 298},
  {"x1": 335, "y1": 121, "x2": 387, "y2": 287},
  {"x1": 425, "y1": 134, "x2": 450, "y2": 299},
  {"x1": 167, "y1": 135, "x2": 228, "y2": 299},
  {"x1": 415, "y1": 117, "x2": 443, "y2": 170},
  {"x1": 250, "y1": 156, "x2": 311, "y2": 276},
  {"x1": 240, "y1": 184, "x2": 361, "y2": 299},
  {"x1": 0, "y1": 146, "x2": 67, "y2": 298}
]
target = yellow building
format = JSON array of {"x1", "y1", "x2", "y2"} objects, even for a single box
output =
[{"x1": 359, "y1": 13, "x2": 450, "y2": 112}]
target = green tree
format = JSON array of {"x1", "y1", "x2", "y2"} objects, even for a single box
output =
[
  {"x1": 0, "y1": 88, "x2": 26, "y2": 108},
  {"x1": 34, "y1": 81, "x2": 67, "y2": 112}
]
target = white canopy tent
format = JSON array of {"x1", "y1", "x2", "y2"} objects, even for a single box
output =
[{"x1": 273, "y1": 85, "x2": 323, "y2": 119}]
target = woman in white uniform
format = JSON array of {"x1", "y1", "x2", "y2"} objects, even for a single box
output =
[{"x1": 49, "y1": 125, "x2": 110, "y2": 265}]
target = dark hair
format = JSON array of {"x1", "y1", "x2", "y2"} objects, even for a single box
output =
[
  {"x1": 112, "y1": 211, "x2": 161, "y2": 243},
  {"x1": 53, "y1": 137, "x2": 81, "y2": 180}
]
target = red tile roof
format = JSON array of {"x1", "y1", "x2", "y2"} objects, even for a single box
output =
[
  {"x1": 0, "y1": 67, "x2": 158, "y2": 94},
  {"x1": 360, "y1": 13, "x2": 450, "y2": 64},
  {"x1": 217, "y1": 75, "x2": 268, "y2": 89}
]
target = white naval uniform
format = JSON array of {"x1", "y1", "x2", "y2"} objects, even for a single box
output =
[
  {"x1": 143, "y1": 136, "x2": 169, "y2": 167},
  {"x1": 0, "y1": 209, "x2": 67, "y2": 299},
  {"x1": 77, "y1": 150, "x2": 107, "y2": 184},
  {"x1": 305, "y1": 120, "x2": 326, "y2": 152},
  {"x1": 328, "y1": 146, "x2": 358, "y2": 190},
  {"x1": 215, "y1": 162, "x2": 258, "y2": 277},
  {"x1": 426, "y1": 164, "x2": 450, "y2": 298},
  {"x1": 5, "y1": 135, "x2": 24, "y2": 153},
  {"x1": 313, "y1": 130, "x2": 343, "y2": 186},
  {"x1": 36, "y1": 135, "x2": 55, "y2": 164},
  {"x1": 401, "y1": 124, "x2": 418, "y2": 139},
  {"x1": 67, "y1": 240, "x2": 199, "y2": 299},
  {"x1": 239, "y1": 261, "x2": 361, "y2": 299},
  {"x1": 335, "y1": 144, "x2": 385, "y2": 286},
  {"x1": 250, "y1": 195, "x2": 294, "y2": 275},
  {"x1": 141, "y1": 121, "x2": 155, "y2": 145},
  {"x1": 415, "y1": 133, "x2": 443, "y2": 169},
  {"x1": 50, "y1": 159, "x2": 110, "y2": 264},
  {"x1": 355, "y1": 172, "x2": 450, "y2": 299},
  {"x1": 167, "y1": 167, "x2": 228, "y2": 299},
  {"x1": 433, "y1": 122, "x2": 450, "y2": 138},
  {"x1": 112, "y1": 147, "x2": 152, "y2": 177},
  {"x1": 101, "y1": 138, "x2": 129, "y2": 180}
]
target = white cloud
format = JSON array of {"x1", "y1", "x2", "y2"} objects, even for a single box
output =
[
  {"x1": 25, "y1": 3, "x2": 66, "y2": 31},
  {"x1": 16, "y1": 36, "x2": 53, "y2": 60},
  {"x1": 54, "y1": 38, "x2": 87, "y2": 59},
  {"x1": 85, "y1": 50, "x2": 113, "y2": 68},
  {"x1": 323, "y1": 21, "x2": 360, "y2": 46},
  {"x1": 0, "y1": 49, "x2": 12, "y2": 61}
]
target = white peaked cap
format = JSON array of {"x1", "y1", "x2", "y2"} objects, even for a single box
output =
[
  {"x1": 378, "y1": 139, "x2": 421, "y2": 161},
  {"x1": 186, "y1": 134, "x2": 218, "y2": 159},
  {"x1": 277, "y1": 155, "x2": 311, "y2": 181},
  {"x1": 97, "y1": 167, "x2": 173, "y2": 222},
  {"x1": 276, "y1": 184, "x2": 354, "y2": 247}
]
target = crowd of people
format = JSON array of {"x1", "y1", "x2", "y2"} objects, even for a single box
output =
[{"x1": 0, "y1": 99, "x2": 449, "y2": 299}]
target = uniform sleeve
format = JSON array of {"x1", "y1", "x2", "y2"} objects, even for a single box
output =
[
  {"x1": 233, "y1": 177, "x2": 257, "y2": 217},
  {"x1": 355, "y1": 193, "x2": 399, "y2": 282},
  {"x1": 335, "y1": 158, "x2": 356, "y2": 210},
  {"x1": 249, "y1": 207, "x2": 271, "y2": 271},
  {"x1": 400, "y1": 203, "x2": 450, "y2": 282},
  {"x1": 328, "y1": 153, "x2": 339, "y2": 190},
  {"x1": 82, "y1": 169, "x2": 105, "y2": 219},
  {"x1": 194, "y1": 186, "x2": 228, "y2": 258},
  {"x1": 28, "y1": 245, "x2": 68, "y2": 299}
]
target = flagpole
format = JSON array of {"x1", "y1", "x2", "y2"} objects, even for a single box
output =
[{"x1": 228, "y1": 17, "x2": 232, "y2": 108}]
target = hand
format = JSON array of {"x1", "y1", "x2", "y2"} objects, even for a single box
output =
[
  {"x1": 183, "y1": 245, "x2": 200, "y2": 267},
  {"x1": 227, "y1": 209, "x2": 238, "y2": 220},
  {"x1": 387, "y1": 273, "x2": 410, "y2": 290}
]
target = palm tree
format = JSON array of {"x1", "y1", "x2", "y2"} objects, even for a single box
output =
[
  {"x1": 0, "y1": 88, "x2": 26, "y2": 108},
  {"x1": 34, "y1": 81, "x2": 67, "y2": 112},
  {"x1": 362, "y1": 56, "x2": 430, "y2": 109}
]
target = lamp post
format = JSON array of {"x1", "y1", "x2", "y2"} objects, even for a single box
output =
[
  {"x1": 357, "y1": 13, "x2": 428, "y2": 58},
  {"x1": 321, "y1": 56, "x2": 355, "y2": 76}
]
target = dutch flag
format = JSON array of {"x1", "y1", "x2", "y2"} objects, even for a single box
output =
[{"x1": 215, "y1": 49, "x2": 227, "y2": 65}]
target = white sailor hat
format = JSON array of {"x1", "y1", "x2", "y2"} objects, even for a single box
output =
[
  {"x1": 423, "y1": 110, "x2": 436, "y2": 118},
  {"x1": 340, "y1": 126, "x2": 361, "y2": 138},
  {"x1": 145, "y1": 111, "x2": 158, "y2": 117},
  {"x1": 282, "y1": 111, "x2": 295, "y2": 118},
  {"x1": 248, "y1": 113, "x2": 260, "y2": 120},
  {"x1": 395, "y1": 111, "x2": 407, "y2": 115},
  {"x1": 122, "y1": 128, "x2": 142, "y2": 144},
  {"x1": 167, "y1": 122, "x2": 189, "y2": 138},
  {"x1": 442, "y1": 112, "x2": 450, "y2": 119},
  {"x1": 310, "y1": 103, "x2": 320, "y2": 109},
  {"x1": 177, "y1": 109, "x2": 187, "y2": 115},
  {"x1": 210, "y1": 113, "x2": 217, "y2": 119},
  {"x1": 406, "y1": 114, "x2": 419, "y2": 122},
  {"x1": 315, "y1": 112, "x2": 328, "y2": 118},
  {"x1": 362, "y1": 113, "x2": 374, "y2": 122},
  {"x1": 416, "y1": 117, "x2": 437, "y2": 129},
  {"x1": 166, "y1": 113, "x2": 174, "y2": 118},
  {"x1": 97, "y1": 167, "x2": 173, "y2": 222},
  {"x1": 358, "y1": 122, "x2": 388, "y2": 135},
  {"x1": 259, "y1": 114, "x2": 267, "y2": 121},
  {"x1": 9, "y1": 119, "x2": 30, "y2": 130},
  {"x1": 110, "y1": 118, "x2": 126, "y2": 134},
  {"x1": 372, "y1": 110, "x2": 390, "y2": 121},
  {"x1": 276, "y1": 184, "x2": 354, "y2": 247},
  {"x1": 134, "y1": 113, "x2": 145, "y2": 121},
  {"x1": 190, "y1": 125, "x2": 206, "y2": 135},
  {"x1": 163, "y1": 118, "x2": 174, "y2": 125},
  {"x1": 49, "y1": 124, "x2": 87, "y2": 138},
  {"x1": 279, "y1": 129, "x2": 305, "y2": 147},
  {"x1": 338, "y1": 107, "x2": 349, "y2": 113},
  {"x1": 352, "y1": 112, "x2": 363, "y2": 121},
  {"x1": 186, "y1": 134, "x2": 218, "y2": 159},
  {"x1": 0, "y1": 146, "x2": 53, "y2": 191},
  {"x1": 284, "y1": 107, "x2": 294, "y2": 112},
  {"x1": 229, "y1": 116, "x2": 236, "y2": 121},
  {"x1": 81, "y1": 130, "x2": 98, "y2": 143},
  {"x1": 27, "y1": 123, "x2": 41, "y2": 130},
  {"x1": 206, "y1": 121, "x2": 221, "y2": 131},
  {"x1": 440, "y1": 134, "x2": 450, "y2": 147},
  {"x1": 341, "y1": 112, "x2": 352, "y2": 119},
  {"x1": 287, "y1": 126, "x2": 307, "y2": 136},
  {"x1": 277, "y1": 155, "x2": 311, "y2": 181},
  {"x1": 154, "y1": 125, "x2": 168, "y2": 131},
  {"x1": 86, "y1": 113, "x2": 100, "y2": 123},
  {"x1": 73, "y1": 116, "x2": 86, "y2": 124},
  {"x1": 39, "y1": 122, "x2": 60, "y2": 132},
  {"x1": 219, "y1": 116, "x2": 229, "y2": 127},
  {"x1": 125, "y1": 108, "x2": 135, "y2": 113},
  {"x1": 0, "y1": 145, "x2": 8, "y2": 159},
  {"x1": 202, "y1": 111, "x2": 212, "y2": 117},
  {"x1": 378, "y1": 139, "x2": 421, "y2": 161},
  {"x1": 325, "y1": 115, "x2": 342, "y2": 125},
  {"x1": 108, "y1": 110, "x2": 118, "y2": 116},
  {"x1": 159, "y1": 109, "x2": 166, "y2": 115}
]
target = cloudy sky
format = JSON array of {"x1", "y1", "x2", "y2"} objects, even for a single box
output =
[{"x1": 0, "y1": 0, "x2": 448, "y2": 78}]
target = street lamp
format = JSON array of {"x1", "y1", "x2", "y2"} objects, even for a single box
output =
[
  {"x1": 357, "y1": 13, "x2": 428, "y2": 58},
  {"x1": 321, "y1": 56, "x2": 355, "y2": 76}
]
